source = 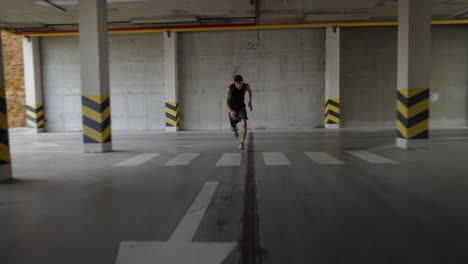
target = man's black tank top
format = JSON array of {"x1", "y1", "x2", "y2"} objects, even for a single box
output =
[{"x1": 229, "y1": 83, "x2": 246, "y2": 110}]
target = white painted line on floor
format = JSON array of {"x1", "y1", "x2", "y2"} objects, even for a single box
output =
[
  {"x1": 216, "y1": 153, "x2": 241, "y2": 166},
  {"x1": 115, "y1": 153, "x2": 160, "y2": 167},
  {"x1": 347, "y1": 150, "x2": 396, "y2": 164},
  {"x1": 262, "y1": 152, "x2": 291, "y2": 166},
  {"x1": 305, "y1": 152, "x2": 344, "y2": 165},
  {"x1": 116, "y1": 182, "x2": 236, "y2": 264},
  {"x1": 164, "y1": 153, "x2": 200, "y2": 166},
  {"x1": 169, "y1": 182, "x2": 218, "y2": 242}
]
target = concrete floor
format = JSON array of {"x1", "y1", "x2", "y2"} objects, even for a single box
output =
[{"x1": 1, "y1": 128, "x2": 468, "y2": 263}]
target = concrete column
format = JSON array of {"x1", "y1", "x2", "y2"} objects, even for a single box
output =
[
  {"x1": 23, "y1": 37, "x2": 45, "y2": 133},
  {"x1": 0, "y1": 34, "x2": 12, "y2": 181},
  {"x1": 164, "y1": 32, "x2": 179, "y2": 131},
  {"x1": 324, "y1": 27, "x2": 341, "y2": 129},
  {"x1": 78, "y1": 0, "x2": 112, "y2": 152},
  {"x1": 396, "y1": 0, "x2": 431, "y2": 149}
]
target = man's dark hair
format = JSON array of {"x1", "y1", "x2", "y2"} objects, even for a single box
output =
[{"x1": 234, "y1": 75, "x2": 243, "y2": 82}]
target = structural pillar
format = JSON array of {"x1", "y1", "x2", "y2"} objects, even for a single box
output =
[
  {"x1": 164, "y1": 32, "x2": 179, "y2": 131},
  {"x1": 0, "y1": 34, "x2": 12, "y2": 181},
  {"x1": 78, "y1": 0, "x2": 112, "y2": 152},
  {"x1": 324, "y1": 27, "x2": 340, "y2": 129},
  {"x1": 396, "y1": 0, "x2": 431, "y2": 149},
  {"x1": 23, "y1": 37, "x2": 45, "y2": 132}
]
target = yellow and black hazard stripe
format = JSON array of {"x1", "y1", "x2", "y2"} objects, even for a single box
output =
[
  {"x1": 324, "y1": 98, "x2": 340, "y2": 124},
  {"x1": 82, "y1": 95, "x2": 111, "y2": 144},
  {"x1": 26, "y1": 104, "x2": 45, "y2": 128},
  {"x1": 165, "y1": 101, "x2": 179, "y2": 127},
  {"x1": 397, "y1": 88, "x2": 429, "y2": 139},
  {"x1": 0, "y1": 92, "x2": 10, "y2": 165}
]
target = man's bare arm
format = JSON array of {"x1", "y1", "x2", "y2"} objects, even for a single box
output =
[
  {"x1": 226, "y1": 87, "x2": 234, "y2": 112},
  {"x1": 247, "y1": 84, "x2": 253, "y2": 111}
]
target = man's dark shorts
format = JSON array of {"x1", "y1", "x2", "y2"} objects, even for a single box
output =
[{"x1": 229, "y1": 108, "x2": 248, "y2": 127}]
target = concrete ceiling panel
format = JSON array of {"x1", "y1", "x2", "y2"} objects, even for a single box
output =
[{"x1": 1, "y1": 0, "x2": 468, "y2": 31}]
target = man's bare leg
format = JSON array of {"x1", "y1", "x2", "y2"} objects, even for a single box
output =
[
  {"x1": 241, "y1": 119, "x2": 247, "y2": 144},
  {"x1": 232, "y1": 126, "x2": 239, "y2": 139}
]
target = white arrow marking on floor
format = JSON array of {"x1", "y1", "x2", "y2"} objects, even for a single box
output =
[{"x1": 115, "y1": 181, "x2": 236, "y2": 264}]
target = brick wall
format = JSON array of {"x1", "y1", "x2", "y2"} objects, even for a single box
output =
[{"x1": 1, "y1": 31, "x2": 25, "y2": 128}]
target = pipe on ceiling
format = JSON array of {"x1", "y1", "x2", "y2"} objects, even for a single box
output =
[{"x1": 8, "y1": 19, "x2": 468, "y2": 37}]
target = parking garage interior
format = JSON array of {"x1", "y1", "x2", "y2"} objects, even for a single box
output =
[{"x1": 1, "y1": 0, "x2": 468, "y2": 263}]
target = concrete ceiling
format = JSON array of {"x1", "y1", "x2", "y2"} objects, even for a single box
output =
[{"x1": 1, "y1": 0, "x2": 468, "y2": 32}]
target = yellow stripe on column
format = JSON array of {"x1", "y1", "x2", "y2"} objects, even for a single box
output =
[
  {"x1": 166, "y1": 101, "x2": 178, "y2": 108},
  {"x1": 26, "y1": 120, "x2": 36, "y2": 127},
  {"x1": 26, "y1": 109, "x2": 44, "y2": 118},
  {"x1": 37, "y1": 119, "x2": 45, "y2": 127},
  {"x1": 0, "y1": 112, "x2": 7, "y2": 130},
  {"x1": 397, "y1": 99, "x2": 429, "y2": 119},
  {"x1": 165, "y1": 117, "x2": 178, "y2": 127},
  {"x1": 396, "y1": 120, "x2": 408, "y2": 139},
  {"x1": 398, "y1": 88, "x2": 428, "y2": 98},
  {"x1": 324, "y1": 98, "x2": 340, "y2": 125},
  {"x1": 324, "y1": 104, "x2": 340, "y2": 114},
  {"x1": 0, "y1": 144, "x2": 10, "y2": 163},
  {"x1": 26, "y1": 104, "x2": 45, "y2": 128},
  {"x1": 82, "y1": 105, "x2": 111, "y2": 123},
  {"x1": 396, "y1": 88, "x2": 429, "y2": 139},
  {"x1": 165, "y1": 107, "x2": 177, "y2": 118},
  {"x1": 325, "y1": 115, "x2": 340, "y2": 124},
  {"x1": 83, "y1": 124, "x2": 112, "y2": 143},
  {"x1": 165, "y1": 101, "x2": 179, "y2": 127},
  {"x1": 82, "y1": 95, "x2": 112, "y2": 144},
  {"x1": 407, "y1": 120, "x2": 429, "y2": 139},
  {"x1": 85, "y1": 95, "x2": 110, "y2": 105}
]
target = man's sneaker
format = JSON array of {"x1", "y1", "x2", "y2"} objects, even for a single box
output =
[
  {"x1": 238, "y1": 142, "x2": 245, "y2": 150},
  {"x1": 233, "y1": 130, "x2": 239, "y2": 139}
]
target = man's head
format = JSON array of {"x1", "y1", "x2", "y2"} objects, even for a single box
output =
[{"x1": 234, "y1": 75, "x2": 243, "y2": 89}]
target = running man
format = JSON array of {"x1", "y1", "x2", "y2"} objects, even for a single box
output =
[{"x1": 226, "y1": 75, "x2": 253, "y2": 150}]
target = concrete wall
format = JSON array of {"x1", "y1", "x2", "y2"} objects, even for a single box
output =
[
  {"x1": 430, "y1": 26, "x2": 468, "y2": 128},
  {"x1": 41, "y1": 34, "x2": 165, "y2": 132},
  {"x1": 341, "y1": 26, "x2": 468, "y2": 129},
  {"x1": 178, "y1": 29, "x2": 325, "y2": 130},
  {"x1": 39, "y1": 26, "x2": 467, "y2": 132},
  {"x1": 42, "y1": 36, "x2": 81, "y2": 131},
  {"x1": 340, "y1": 27, "x2": 397, "y2": 129},
  {"x1": 109, "y1": 34, "x2": 165, "y2": 131},
  {"x1": 42, "y1": 29, "x2": 325, "y2": 132}
]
